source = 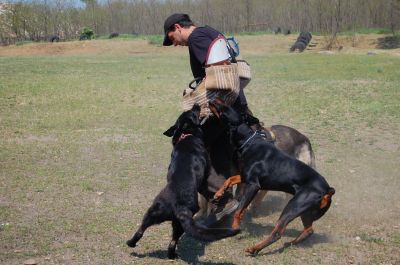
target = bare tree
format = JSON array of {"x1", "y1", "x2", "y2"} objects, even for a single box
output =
[{"x1": 1, "y1": 0, "x2": 399, "y2": 46}]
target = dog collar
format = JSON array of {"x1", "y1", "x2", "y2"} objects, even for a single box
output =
[
  {"x1": 176, "y1": 133, "x2": 192, "y2": 144},
  {"x1": 238, "y1": 130, "x2": 268, "y2": 151},
  {"x1": 238, "y1": 131, "x2": 257, "y2": 151}
]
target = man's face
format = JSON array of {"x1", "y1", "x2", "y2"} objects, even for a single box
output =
[{"x1": 167, "y1": 24, "x2": 188, "y2": 46}]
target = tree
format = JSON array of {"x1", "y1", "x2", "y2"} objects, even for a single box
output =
[
  {"x1": 390, "y1": 0, "x2": 400, "y2": 35},
  {"x1": 81, "y1": 0, "x2": 98, "y2": 34}
]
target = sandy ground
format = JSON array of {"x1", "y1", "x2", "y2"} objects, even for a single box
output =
[{"x1": 1, "y1": 34, "x2": 399, "y2": 57}]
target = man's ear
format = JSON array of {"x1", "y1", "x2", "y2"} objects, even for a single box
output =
[
  {"x1": 174, "y1": 23, "x2": 182, "y2": 31},
  {"x1": 163, "y1": 124, "x2": 177, "y2": 137}
]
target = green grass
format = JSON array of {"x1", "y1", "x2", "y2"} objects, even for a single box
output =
[
  {"x1": 344, "y1": 27, "x2": 394, "y2": 35},
  {"x1": 15, "y1": 40, "x2": 34, "y2": 46},
  {"x1": 97, "y1": 33, "x2": 164, "y2": 45},
  {"x1": 0, "y1": 40, "x2": 399, "y2": 264}
]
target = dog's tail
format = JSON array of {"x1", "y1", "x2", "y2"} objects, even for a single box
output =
[{"x1": 175, "y1": 205, "x2": 240, "y2": 242}]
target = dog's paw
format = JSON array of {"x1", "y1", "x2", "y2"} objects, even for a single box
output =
[
  {"x1": 167, "y1": 251, "x2": 177, "y2": 260},
  {"x1": 126, "y1": 239, "x2": 137, "y2": 248},
  {"x1": 232, "y1": 228, "x2": 241, "y2": 236},
  {"x1": 245, "y1": 246, "x2": 259, "y2": 255}
]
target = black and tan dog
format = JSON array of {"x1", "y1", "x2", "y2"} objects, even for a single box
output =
[
  {"x1": 126, "y1": 104, "x2": 240, "y2": 259},
  {"x1": 209, "y1": 101, "x2": 335, "y2": 255},
  {"x1": 196, "y1": 105, "x2": 316, "y2": 218}
]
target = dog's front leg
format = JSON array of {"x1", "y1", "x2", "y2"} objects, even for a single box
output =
[
  {"x1": 232, "y1": 183, "x2": 260, "y2": 229},
  {"x1": 214, "y1": 175, "x2": 242, "y2": 199}
]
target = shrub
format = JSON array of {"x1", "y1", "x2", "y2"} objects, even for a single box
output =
[
  {"x1": 80, "y1": 27, "x2": 94, "y2": 40},
  {"x1": 147, "y1": 35, "x2": 163, "y2": 45},
  {"x1": 109, "y1": 32, "x2": 119, "y2": 39}
]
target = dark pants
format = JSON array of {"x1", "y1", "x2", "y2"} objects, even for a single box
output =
[
  {"x1": 200, "y1": 84, "x2": 249, "y2": 202},
  {"x1": 200, "y1": 117, "x2": 238, "y2": 201}
]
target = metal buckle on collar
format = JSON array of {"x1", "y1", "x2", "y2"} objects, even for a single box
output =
[
  {"x1": 238, "y1": 130, "x2": 269, "y2": 151},
  {"x1": 256, "y1": 130, "x2": 268, "y2": 139}
]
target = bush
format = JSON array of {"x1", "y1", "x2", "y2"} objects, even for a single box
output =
[
  {"x1": 147, "y1": 35, "x2": 163, "y2": 45},
  {"x1": 80, "y1": 27, "x2": 94, "y2": 40},
  {"x1": 15, "y1": 40, "x2": 34, "y2": 46},
  {"x1": 109, "y1": 32, "x2": 119, "y2": 39}
]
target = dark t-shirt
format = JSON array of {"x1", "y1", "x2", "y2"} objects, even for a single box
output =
[{"x1": 188, "y1": 26, "x2": 222, "y2": 80}]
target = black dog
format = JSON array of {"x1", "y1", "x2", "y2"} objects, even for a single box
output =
[
  {"x1": 126, "y1": 104, "x2": 240, "y2": 259},
  {"x1": 209, "y1": 101, "x2": 335, "y2": 255}
]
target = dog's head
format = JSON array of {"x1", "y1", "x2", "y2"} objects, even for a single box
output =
[
  {"x1": 209, "y1": 98, "x2": 260, "y2": 127},
  {"x1": 163, "y1": 104, "x2": 202, "y2": 144},
  {"x1": 209, "y1": 99, "x2": 261, "y2": 147},
  {"x1": 208, "y1": 99, "x2": 242, "y2": 127}
]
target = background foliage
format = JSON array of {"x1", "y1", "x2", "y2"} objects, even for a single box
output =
[{"x1": 0, "y1": 0, "x2": 400, "y2": 45}]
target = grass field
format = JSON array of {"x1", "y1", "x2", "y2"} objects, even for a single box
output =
[{"x1": 0, "y1": 35, "x2": 399, "y2": 264}]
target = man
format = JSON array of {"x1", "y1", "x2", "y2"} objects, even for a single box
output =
[
  {"x1": 163, "y1": 13, "x2": 249, "y2": 116},
  {"x1": 162, "y1": 13, "x2": 255, "y2": 221}
]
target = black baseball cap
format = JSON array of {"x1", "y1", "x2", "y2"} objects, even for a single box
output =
[{"x1": 163, "y1": 13, "x2": 192, "y2": 46}]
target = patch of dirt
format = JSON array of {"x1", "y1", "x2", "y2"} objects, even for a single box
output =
[
  {"x1": 1, "y1": 34, "x2": 399, "y2": 57},
  {"x1": 0, "y1": 39, "x2": 169, "y2": 56}
]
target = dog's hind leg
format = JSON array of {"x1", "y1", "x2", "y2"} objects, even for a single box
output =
[
  {"x1": 287, "y1": 214, "x2": 314, "y2": 246},
  {"x1": 126, "y1": 215, "x2": 152, "y2": 248},
  {"x1": 127, "y1": 201, "x2": 170, "y2": 248},
  {"x1": 245, "y1": 191, "x2": 320, "y2": 254},
  {"x1": 288, "y1": 188, "x2": 334, "y2": 246},
  {"x1": 167, "y1": 218, "x2": 184, "y2": 259}
]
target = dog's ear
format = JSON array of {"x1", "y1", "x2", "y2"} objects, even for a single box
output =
[
  {"x1": 191, "y1": 104, "x2": 201, "y2": 117},
  {"x1": 190, "y1": 104, "x2": 201, "y2": 125},
  {"x1": 214, "y1": 98, "x2": 226, "y2": 106},
  {"x1": 209, "y1": 100, "x2": 221, "y2": 118},
  {"x1": 163, "y1": 124, "x2": 177, "y2": 137},
  {"x1": 246, "y1": 114, "x2": 260, "y2": 126}
]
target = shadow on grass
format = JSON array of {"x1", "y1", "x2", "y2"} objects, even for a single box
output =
[
  {"x1": 257, "y1": 233, "x2": 333, "y2": 256},
  {"x1": 247, "y1": 194, "x2": 288, "y2": 219},
  {"x1": 128, "y1": 212, "x2": 239, "y2": 264},
  {"x1": 130, "y1": 234, "x2": 237, "y2": 264},
  {"x1": 376, "y1": 36, "x2": 400, "y2": 49},
  {"x1": 130, "y1": 249, "x2": 169, "y2": 259},
  {"x1": 239, "y1": 220, "x2": 333, "y2": 256},
  {"x1": 178, "y1": 235, "x2": 237, "y2": 265}
]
